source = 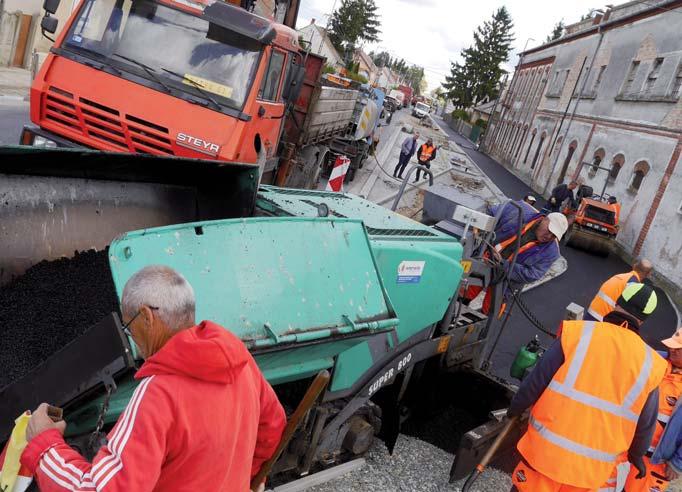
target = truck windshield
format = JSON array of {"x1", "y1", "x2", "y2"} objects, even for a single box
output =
[
  {"x1": 63, "y1": 0, "x2": 262, "y2": 111},
  {"x1": 416, "y1": 102, "x2": 429, "y2": 111}
]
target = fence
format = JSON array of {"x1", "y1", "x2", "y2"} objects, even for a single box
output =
[{"x1": 442, "y1": 113, "x2": 484, "y2": 145}]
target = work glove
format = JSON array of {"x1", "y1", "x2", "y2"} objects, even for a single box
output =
[
  {"x1": 628, "y1": 453, "x2": 646, "y2": 479},
  {"x1": 549, "y1": 197, "x2": 557, "y2": 205}
]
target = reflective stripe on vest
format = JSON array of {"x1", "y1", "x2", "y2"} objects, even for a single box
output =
[
  {"x1": 548, "y1": 322, "x2": 654, "y2": 422},
  {"x1": 597, "y1": 290, "x2": 616, "y2": 307},
  {"x1": 495, "y1": 217, "x2": 542, "y2": 255},
  {"x1": 658, "y1": 412, "x2": 671, "y2": 424},
  {"x1": 589, "y1": 272, "x2": 639, "y2": 319},
  {"x1": 529, "y1": 416, "x2": 619, "y2": 462}
]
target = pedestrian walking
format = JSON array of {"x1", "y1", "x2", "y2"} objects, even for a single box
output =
[
  {"x1": 21, "y1": 266, "x2": 286, "y2": 492},
  {"x1": 624, "y1": 327, "x2": 682, "y2": 492},
  {"x1": 415, "y1": 138, "x2": 437, "y2": 181},
  {"x1": 586, "y1": 259, "x2": 653, "y2": 321},
  {"x1": 508, "y1": 283, "x2": 666, "y2": 492},
  {"x1": 393, "y1": 132, "x2": 419, "y2": 179},
  {"x1": 547, "y1": 180, "x2": 578, "y2": 213}
]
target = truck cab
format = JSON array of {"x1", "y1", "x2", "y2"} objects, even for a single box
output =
[{"x1": 22, "y1": 0, "x2": 302, "y2": 178}]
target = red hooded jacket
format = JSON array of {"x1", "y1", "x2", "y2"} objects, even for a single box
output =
[{"x1": 21, "y1": 321, "x2": 286, "y2": 491}]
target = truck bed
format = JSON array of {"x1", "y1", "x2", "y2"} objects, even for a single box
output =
[{"x1": 302, "y1": 87, "x2": 358, "y2": 145}]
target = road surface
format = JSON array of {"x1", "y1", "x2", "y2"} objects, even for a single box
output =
[
  {"x1": 433, "y1": 115, "x2": 679, "y2": 379},
  {"x1": 0, "y1": 101, "x2": 29, "y2": 145}
]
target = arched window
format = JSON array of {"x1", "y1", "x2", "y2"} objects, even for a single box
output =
[
  {"x1": 588, "y1": 148, "x2": 606, "y2": 176},
  {"x1": 609, "y1": 154, "x2": 624, "y2": 181},
  {"x1": 558, "y1": 140, "x2": 578, "y2": 184},
  {"x1": 524, "y1": 129, "x2": 537, "y2": 164},
  {"x1": 531, "y1": 131, "x2": 547, "y2": 169},
  {"x1": 630, "y1": 161, "x2": 650, "y2": 192},
  {"x1": 515, "y1": 125, "x2": 529, "y2": 160}
]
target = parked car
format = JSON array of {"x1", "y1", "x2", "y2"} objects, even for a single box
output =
[{"x1": 412, "y1": 101, "x2": 431, "y2": 119}]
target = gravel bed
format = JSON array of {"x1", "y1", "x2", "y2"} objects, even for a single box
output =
[{"x1": 308, "y1": 435, "x2": 511, "y2": 492}]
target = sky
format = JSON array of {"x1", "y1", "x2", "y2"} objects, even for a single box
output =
[{"x1": 295, "y1": 0, "x2": 602, "y2": 91}]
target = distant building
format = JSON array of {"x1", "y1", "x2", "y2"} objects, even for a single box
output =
[
  {"x1": 297, "y1": 20, "x2": 344, "y2": 69},
  {"x1": 485, "y1": 0, "x2": 682, "y2": 298},
  {"x1": 353, "y1": 49, "x2": 378, "y2": 84}
]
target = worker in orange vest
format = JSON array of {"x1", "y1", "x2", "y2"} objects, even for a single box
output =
[
  {"x1": 624, "y1": 328, "x2": 682, "y2": 492},
  {"x1": 508, "y1": 283, "x2": 665, "y2": 492},
  {"x1": 464, "y1": 204, "x2": 567, "y2": 315},
  {"x1": 586, "y1": 259, "x2": 653, "y2": 321},
  {"x1": 415, "y1": 138, "x2": 437, "y2": 181}
]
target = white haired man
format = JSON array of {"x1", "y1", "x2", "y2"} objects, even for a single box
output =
[{"x1": 21, "y1": 265, "x2": 285, "y2": 491}]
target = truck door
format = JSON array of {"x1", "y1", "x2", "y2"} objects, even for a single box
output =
[{"x1": 251, "y1": 47, "x2": 288, "y2": 179}]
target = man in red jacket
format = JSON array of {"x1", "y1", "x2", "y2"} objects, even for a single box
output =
[{"x1": 21, "y1": 265, "x2": 286, "y2": 491}]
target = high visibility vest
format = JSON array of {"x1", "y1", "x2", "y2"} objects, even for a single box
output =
[
  {"x1": 419, "y1": 144, "x2": 435, "y2": 161},
  {"x1": 648, "y1": 363, "x2": 682, "y2": 454},
  {"x1": 494, "y1": 217, "x2": 544, "y2": 259},
  {"x1": 518, "y1": 320, "x2": 667, "y2": 489},
  {"x1": 587, "y1": 271, "x2": 640, "y2": 321}
]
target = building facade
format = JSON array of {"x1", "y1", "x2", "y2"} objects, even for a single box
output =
[
  {"x1": 298, "y1": 20, "x2": 344, "y2": 69},
  {"x1": 353, "y1": 49, "x2": 378, "y2": 85},
  {"x1": 485, "y1": 0, "x2": 682, "y2": 296}
]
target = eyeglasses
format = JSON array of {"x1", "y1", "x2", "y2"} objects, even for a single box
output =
[{"x1": 121, "y1": 306, "x2": 159, "y2": 338}]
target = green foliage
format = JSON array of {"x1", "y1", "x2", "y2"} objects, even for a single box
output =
[
  {"x1": 474, "y1": 118, "x2": 488, "y2": 129},
  {"x1": 580, "y1": 9, "x2": 597, "y2": 21},
  {"x1": 322, "y1": 64, "x2": 336, "y2": 74},
  {"x1": 443, "y1": 6, "x2": 515, "y2": 109},
  {"x1": 369, "y1": 51, "x2": 425, "y2": 95},
  {"x1": 328, "y1": 0, "x2": 381, "y2": 54},
  {"x1": 451, "y1": 109, "x2": 470, "y2": 122},
  {"x1": 346, "y1": 71, "x2": 369, "y2": 84},
  {"x1": 545, "y1": 20, "x2": 564, "y2": 43}
]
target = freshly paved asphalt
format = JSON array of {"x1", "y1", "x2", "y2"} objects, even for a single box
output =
[{"x1": 434, "y1": 115, "x2": 679, "y2": 379}]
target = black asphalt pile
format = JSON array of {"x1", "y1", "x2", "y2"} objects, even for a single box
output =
[{"x1": 0, "y1": 249, "x2": 120, "y2": 389}]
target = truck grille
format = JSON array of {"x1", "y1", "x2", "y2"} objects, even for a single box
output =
[{"x1": 43, "y1": 86, "x2": 173, "y2": 155}]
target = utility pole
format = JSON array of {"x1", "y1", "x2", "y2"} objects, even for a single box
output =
[{"x1": 480, "y1": 73, "x2": 507, "y2": 154}]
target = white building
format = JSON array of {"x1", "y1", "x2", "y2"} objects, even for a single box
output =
[
  {"x1": 485, "y1": 0, "x2": 682, "y2": 301},
  {"x1": 297, "y1": 20, "x2": 344, "y2": 70}
]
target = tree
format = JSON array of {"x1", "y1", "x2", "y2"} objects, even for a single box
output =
[
  {"x1": 370, "y1": 50, "x2": 392, "y2": 68},
  {"x1": 545, "y1": 20, "x2": 565, "y2": 42},
  {"x1": 443, "y1": 7, "x2": 514, "y2": 109},
  {"x1": 328, "y1": 0, "x2": 381, "y2": 56}
]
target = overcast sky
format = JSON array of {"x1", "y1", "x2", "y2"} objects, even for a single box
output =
[{"x1": 296, "y1": 0, "x2": 603, "y2": 91}]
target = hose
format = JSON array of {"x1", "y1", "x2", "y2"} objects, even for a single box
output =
[{"x1": 510, "y1": 289, "x2": 556, "y2": 338}]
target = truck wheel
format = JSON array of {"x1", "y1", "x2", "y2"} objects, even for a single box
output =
[{"x1": 345, "y1": 167, "x2": 356, "y2": 183}]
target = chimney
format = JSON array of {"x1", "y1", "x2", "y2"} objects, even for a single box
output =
[{"x1": 311, "y1": 18, "x2": 316, "y2": 25}]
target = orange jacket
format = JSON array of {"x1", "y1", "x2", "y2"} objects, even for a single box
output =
[
  {"x1": 587, "y1": 271, "x2": 641, "y2": 321},
  {"x1": 517, "y1": 320, "x2": 667, "y2": 488},
  {"x1": 650, "y1": 363, "x2": 682, "y2": 453}
]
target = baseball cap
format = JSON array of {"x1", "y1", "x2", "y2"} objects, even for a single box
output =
[
  {"x1": 525, "y1": 195, "x2": 537, "y2": 204},
  {"x1": 547, "y1": 213, "x2": 568, "y2": 241},
  {"x1": 617, "y1": 283, "x2": 658, "y2": 321},
  {"x1": 662, "y1": 328, "x2": 682, "y2": 349}
]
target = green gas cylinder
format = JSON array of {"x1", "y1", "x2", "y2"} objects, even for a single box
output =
[{"x1": 510, "y1": 336, "x2": 541, "y2": 380}]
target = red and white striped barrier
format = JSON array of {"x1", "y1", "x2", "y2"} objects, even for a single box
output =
[{"x1": 326, "y1": 155, "x2": 351, "y2": 192}]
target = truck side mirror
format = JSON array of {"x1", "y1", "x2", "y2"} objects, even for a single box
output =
[
  {"x1": 41, "y1": 15, "x2": 59, "y2": 34},
  {"x1": 283, "y1": 63, "x2": 305, "y2": 103},
  {"x1": 43, "y1": 0, "x2": 61, "y2": 14}
]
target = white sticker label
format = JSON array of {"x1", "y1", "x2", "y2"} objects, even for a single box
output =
[{"x1": 397, "y1": 260, "x2": 425, "y2": 284}]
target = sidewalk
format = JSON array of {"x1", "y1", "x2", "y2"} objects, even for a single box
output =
[{"x1": 0, "y1": 67, "x2": 30, "y2": 102}]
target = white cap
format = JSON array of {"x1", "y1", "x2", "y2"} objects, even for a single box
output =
[
  {"x1": 547, "y1": 213, "x2": 569, "y2": 241},
  {"x1": 525, "y1": 195, "x2": 537, "y2": 203}
]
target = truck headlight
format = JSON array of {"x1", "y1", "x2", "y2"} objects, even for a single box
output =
[{"x1": 33, "y1": 136, "x2": 58, "y2": 148}]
